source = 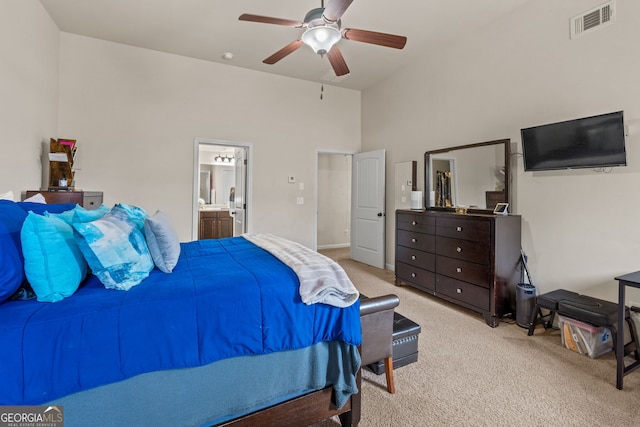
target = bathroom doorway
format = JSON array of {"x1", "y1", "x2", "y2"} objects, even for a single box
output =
[{"x1": 193, "y1": 138, "x2": 252, "y2": 241}]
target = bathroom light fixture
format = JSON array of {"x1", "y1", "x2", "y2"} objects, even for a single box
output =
[{"x1": 214, "y1": 154, "x2": 234, "y2": 164}]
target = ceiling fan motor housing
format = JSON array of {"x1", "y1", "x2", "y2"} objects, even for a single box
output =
[{"x1": 302, "y1": 8, "x2": 342, "y2": 55}]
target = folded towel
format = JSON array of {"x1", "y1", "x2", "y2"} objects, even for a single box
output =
[{"x1": 242, "y1": 233, "x2": 359, "y2": 308}]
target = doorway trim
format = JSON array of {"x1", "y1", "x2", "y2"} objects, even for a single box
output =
[
  {"x1": 314, "y1": 148, "x2": 355, "y2": 251},
  {"x1": 193, "y1": 138, "x2": 253, "y2": 241}
]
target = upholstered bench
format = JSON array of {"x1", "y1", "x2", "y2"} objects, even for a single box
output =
[
  {"x1": 367, "y1": 311, "x2": 421, "y2": 375},
  {"x1": 527, "y1": 289, "x2": 580, "y2": 334},
  {"x1": 360, "y1": 294, "x2": 400, "y2": 394},
  {"x1": 528, "y1": 289, "x2": 638, "y2": 358}
]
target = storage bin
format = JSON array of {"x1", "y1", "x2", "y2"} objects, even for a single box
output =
[
  {"x1": 630, "y1": 305, "x2": 640, "y2": 344},
  {"x1": 366, "y1": 311, "x2": 421, "y2": 374},
  {"x1": 558, "y1": 315, "x2": 612, "y2": 359}
]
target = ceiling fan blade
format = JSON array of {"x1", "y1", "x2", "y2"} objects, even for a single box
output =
[
  {"x1": 263, "y1": 40, "x2": 304, "y2": 65},
  {"x1": 327, "y1": 46, "x2": 350, "y2": 76},
  {"x1": 239, "y1": 13, "x2": 304, "y2": 28},
  {"x1": 342, "y1": 28, "x2": 407, "y2": 49},
  {"x1": 323, "y1": 0, "x2": 354, "y2": 23}
]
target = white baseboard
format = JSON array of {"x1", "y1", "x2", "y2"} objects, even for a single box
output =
[{"x1": 317, "y1": 243, "x2": 350, "y2": 250}]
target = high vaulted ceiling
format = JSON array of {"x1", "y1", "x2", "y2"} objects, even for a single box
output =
[{"x1": 39, "y1": 0, "x2": 532, "y2": 91}]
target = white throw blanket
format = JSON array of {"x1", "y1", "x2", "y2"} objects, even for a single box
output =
[{"x1": 242, "y1": 233, "x2": 359, "y2": 308}]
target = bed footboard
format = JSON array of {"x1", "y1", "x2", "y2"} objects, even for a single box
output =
[{"x1": 218, "y1": 294, "x2": 400, "y2": 427}]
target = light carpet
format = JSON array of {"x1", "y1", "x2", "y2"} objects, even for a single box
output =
[{"x1": 317, "y1": 248, "x2": 640, "y2": 427}]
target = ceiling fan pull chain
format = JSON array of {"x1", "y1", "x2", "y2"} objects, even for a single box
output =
[{"x1": 320, "y1": 84, "x2": 324, "y2": 100}]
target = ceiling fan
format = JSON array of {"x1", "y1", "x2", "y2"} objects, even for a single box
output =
[{"x1": 239, "y1": 0, "x2": 407, "y2": 77}]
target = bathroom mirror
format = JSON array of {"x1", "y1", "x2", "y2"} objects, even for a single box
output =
[
  {"x1": 394, "y1": 161, "x2": 417, "y2": 210},
  {"x1": 424, "y1": 139, "x2": 510, "y2": 212}
]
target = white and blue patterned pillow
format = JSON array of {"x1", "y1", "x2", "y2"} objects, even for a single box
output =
[
  {"x1": 73, "y1": 206, "x2": 154, "y2": 290},
  {"x1": 54, "y1": 203, "x2": 110, "y2": 225},
  {"x1": 114, "y1": 203, "x2": 148, "y2": 231}
]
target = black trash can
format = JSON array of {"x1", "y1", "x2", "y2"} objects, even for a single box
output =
[{"x1": 516, "y1": 283, "x2": 536, "y2": 328}]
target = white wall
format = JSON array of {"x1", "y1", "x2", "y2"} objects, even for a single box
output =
[
  {"x1": 363, "y1": 0, "x2": 640, "y2": 302},
  {"x1": 0, "y1": 1, "x2": 60, "y2": 196},
  {"x1": 55, "y1": 33, "x2": 361, "y2": 248}
]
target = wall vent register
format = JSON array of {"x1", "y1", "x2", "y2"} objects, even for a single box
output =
[{"x1": 570, "y1": 1, "x2": 615, "y2": 39}]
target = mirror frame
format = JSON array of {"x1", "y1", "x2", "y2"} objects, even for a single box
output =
[{"x1": 424, "y1": 138, "x2": 510, "y2": 213}]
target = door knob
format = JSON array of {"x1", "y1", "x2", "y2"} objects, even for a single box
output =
[{"x1": 377, "y1": 212, "x2": 384, "y2": 217}]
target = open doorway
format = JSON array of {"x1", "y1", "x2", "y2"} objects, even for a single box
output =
[
  {"x1": 315, "y1": 151, "x2": 352, "y2": 251},
  {"x1": 193, "y1": 138, "x2": 252, "y2": 241},
  {"x1": 315, "y1": 149, "x2": 386, "y2": 269}
]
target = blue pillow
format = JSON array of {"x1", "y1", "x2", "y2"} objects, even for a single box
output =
[
  {"x1": 143, "y1": 210, "x2": 181, "y2": 273},
  {"x1": 17, "y1": 201, "x2": 76, "y2": 215},
  {"x1": 0, "y1": 201, "x2": 28, "y2": 302},
  {"x1": 21, "y1": 212, "x2": 87, "y2": 302},
  {"x1": 73, "y1": 208, "x2": 154, "y2": 290},
  {"x1": 0, "y1": 221, "x2": 24, "y2": 302}
]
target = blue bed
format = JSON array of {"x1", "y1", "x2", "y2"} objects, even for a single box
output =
[{"x1": 0, "y1": 232, "x2": 362, "y2": 425}]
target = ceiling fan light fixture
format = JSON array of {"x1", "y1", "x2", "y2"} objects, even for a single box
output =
[{"x1": 302, "y1": 24, "x2": 341, "y2": 55}]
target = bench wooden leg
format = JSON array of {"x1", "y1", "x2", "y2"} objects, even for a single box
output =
[{"x1": 384, "y1": 357, "x2": 395, "y2": 394}]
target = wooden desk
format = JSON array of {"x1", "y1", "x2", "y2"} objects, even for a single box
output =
[{"x1": 614, "y1": 271, "x2": 640, "y2": 389}]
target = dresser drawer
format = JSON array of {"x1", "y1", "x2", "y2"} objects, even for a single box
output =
[
  {"x1": 82, "y1": 193, "x2": 103, "y2": 210},
  {"x1": 26, "y1": 191, "x2": 82, "y2": 205},
  {"x1": 436, "y1": 256, "x2": 490, "y2": 288},
  {"x1": 436, "y1": 217, "x2": 490, "y2": 242},
  {"x1": 397, "y1": 212, "x2": 435, "y2": 234},
  {"x1": 396, "y1": 262, "x2": 435, "y2": 293},
  {"x1": 397, "y1": 229, "x2": 435, "y2": 253},
  {"x1": 436, "y1": 236, "x2": 490, "y2": 264},
  {"x1": 397, "y1": 246, "x2": 435, "y2": 271},
  {"x1": 436, "y1": 275, "x2": 490, "y2": 311}
]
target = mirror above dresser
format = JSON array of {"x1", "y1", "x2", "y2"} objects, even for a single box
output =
[{"x1": 424, "y1": 139, "x2": 510, "y2": 212}]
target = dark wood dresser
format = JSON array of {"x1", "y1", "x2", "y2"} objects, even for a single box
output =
[
  {"x1": 395, "y1": 209, "x2": 521, "y2": 327},
  {"x1": 25, "y1": 190, "x2": 103, "y2": 210}
]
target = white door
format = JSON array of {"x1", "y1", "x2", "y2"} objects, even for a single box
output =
[
  {"x1": 350, "y1": 149, "x2": 385, "y2": 268},
  {"x1": 233, "y1": 148, "x2": 247, "y2": 236}
]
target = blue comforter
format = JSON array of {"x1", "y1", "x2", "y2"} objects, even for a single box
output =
[{"x1": 0, "y1": 237, "x2": 361, "y2": 405}]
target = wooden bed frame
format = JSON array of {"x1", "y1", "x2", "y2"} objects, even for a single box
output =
[{"x1": 219, "y1": 294, "x2": 399, "y2": 427}]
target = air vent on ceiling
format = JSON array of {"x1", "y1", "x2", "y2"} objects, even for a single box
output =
[{"x1": 570, "y1": 1, "x2": 615, "y2": 39}]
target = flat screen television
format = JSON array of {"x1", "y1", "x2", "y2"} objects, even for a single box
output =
[{"x1": 521, "y1": 111, "x2": 626, "y2": 171}]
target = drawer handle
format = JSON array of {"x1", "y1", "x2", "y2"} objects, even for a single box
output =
[
  {"x1": 456, "y1": 226, "x2": 462, "y2": 232},
  {"x1": 411, "y1": 255, "x2": 417, "y2": 260},
  {"x1": 456, "y1": 288, "x2": 462, "y2": 294},
  {"x1": 456, "y1": 247, "x2": 462, "y2": 252},
  {"x1": 411, "y1": 273, "x2": 417, "y2": 278},
  {"x1": 412, "y1": 221, "x2": 417, "y2": 226},
  {"x1": 412, "y1": 238, "x2": 417, "y2": 243},
  {"x1": 456, "y1": 267, "x2": 462, "y2": 273}
]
